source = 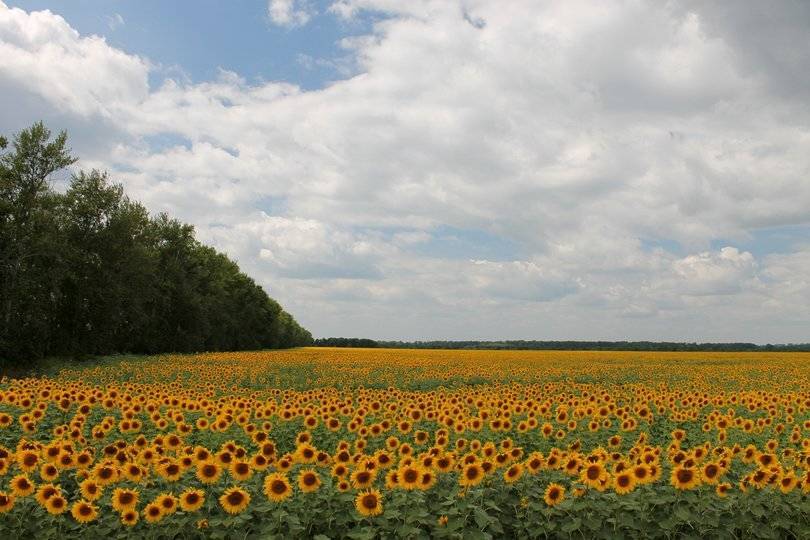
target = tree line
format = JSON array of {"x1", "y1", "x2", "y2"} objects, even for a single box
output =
[
  {"x1": 331, "y1": 340, "x2": 810, "y2": 352},
  {"x1": 313, "y1": 337, "x2": 379, "y2": 348},
  {"x1": 0, "y1": 122, "x2": 312, "y2": 365}
]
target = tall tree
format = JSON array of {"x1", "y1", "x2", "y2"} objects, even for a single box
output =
[
  {"x1": 0, "y1": 123, "x2": 76, "y2": 358},
  {"x1": 0, "y1": 122, "x2": 311, "y2": 366}
]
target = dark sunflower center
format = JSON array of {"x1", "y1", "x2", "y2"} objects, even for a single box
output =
[
  {"x1": 362, "y1": 494, "x2": 377, "y2": 509},
  {"x1": 271, "y1": 480, "x2": 287, "y2": 494},
  {"x1": 227, "y1": 492, "x2": 244, "y2": 505},
  {"x1": 677, "y1": 469, "x2": 693, "y2": 483}
]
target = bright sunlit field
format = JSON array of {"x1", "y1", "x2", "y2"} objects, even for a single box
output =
[{"x1": 0, "y1": 348, "x2": 808, "y2": 539}]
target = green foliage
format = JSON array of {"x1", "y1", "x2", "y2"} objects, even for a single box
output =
[
  {"x1": 377, "y1": 340, "x2": 810, "y2": 352},
  {"x1": 0, "y1": 123, "x2": 311, "y2": 367},
  {"x1": 314, "y1": 338, "x2": 379, "y2": 348}
]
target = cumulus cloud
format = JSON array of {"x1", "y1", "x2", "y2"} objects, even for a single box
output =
[{"x1": 1, "y1": 0, "x2": 810, "y2": 341}]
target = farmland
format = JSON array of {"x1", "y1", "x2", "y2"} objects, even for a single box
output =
[{"x1": 0, "y1": 348, "x2": 808, "y2": 539}]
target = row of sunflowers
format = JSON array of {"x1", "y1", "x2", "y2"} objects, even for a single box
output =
[{"x1": 0, "y1": 348, "x2": 808, "y2": 538}]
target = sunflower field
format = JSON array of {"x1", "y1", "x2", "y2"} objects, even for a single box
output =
[{"x1": 0, "y1": 348, "x2": 808, "y2": 539}]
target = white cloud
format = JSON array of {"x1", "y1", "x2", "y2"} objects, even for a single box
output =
[
  {"x1": 0, "y1": 3, "x2": 148, "y2": 118},
  {"x1": 268, "y1": 0, "x2": 315, "y2": 27},
  {"x1": 105, "y1": 13, "x2": 124, "y2": 31},
  {"x1": 2, "y1": 0, "x2": 810, "y2": 341}
]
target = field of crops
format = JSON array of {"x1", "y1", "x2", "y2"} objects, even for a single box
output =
[{"x1": 0, "y1": 348, "x2": 808, "y2": 539}]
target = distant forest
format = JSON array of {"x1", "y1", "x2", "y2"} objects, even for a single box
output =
[
  {"x1": 313, "y1": 337, "x2": 380, "y2": 348},
  {"x1": 317, "y1": 339, "x2": 810, "y2": 352},
  {"x1": 0, "y1": 122, "x2": 311, "y2": 365}
]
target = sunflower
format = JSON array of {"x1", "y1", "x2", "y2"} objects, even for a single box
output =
[
  {"x1": 355, "y1": 489, "x2": 383, "y2": 517},
  {"x1": 418, "y1": 469, "x2": 437, "y2": 490},
  {"x1": 525, "y1": 452, "x2": 545, "y2": 474},
  {"x1": 351, "y1": 468, "x2": 376, "y2": 490},
  {"x1": 375, "y1": 450, "x2": 393, "y2": 469},
  {"x1": 631, "y1": 464, "x2": 652, "y2": 485},
  {"x1": 670, "y1": 466, "x2": 700, "y2": 490},
  {"x1": 398, "y1": 464, "x2": 421, "y2": 491},
  {"x1": 384, "y1": 469, "x2": 399, "y2": 489},
  {"x1": 613, "y1": 471, "x2": 636, "y2": 494},
  {"x1": 580, "y1": 462, "x2": 608, "y2": 490},
  {"x1": 503, "y1": 463, "x2": 524, "y2": 484},
  {"x1": 39, "y1": 463, "x2": 59, "y2": 482},
  {"x1": 295, "y1": 444, "x2": 318, "y2": 464},
  {"x1": 543, "y1": 483, "x2": 565, "y2": 506},
  {"x1": 715, "y1": 482, "x2": 731, "y2": 497},
  {"x1": 459, "y1": 463, "x2": 484, "y2": 487},
  {"x1": 143, "y1": 502, "x2": 163, "y2": 523},
  {"x1": 779, "y1": 472, "x2": 798, "y2": 494},
  {"x1": 196, "y1": 461, "x2": 223, "y2": 484},
  {"x1": 71, "y1": 500, "x2": 98, "y2": 523},
  {"x1": 111, "y1": 488, "x2": 139, "y2": 512},
  {"x1": 121, "y1": 509, "x2": 139, "y2": 526},
  {"x1": 215, "y1": 486, "x2": 250, "y2": 515},
  {"x1": 331, "y1": 463, "x2": 349, "y2": 478},
  {"x1": 0, "y1": 492, "x2": 13, "y2": 513},
  {"x1": 194, "y1": 446, "x2": 212, "y2": 462},
  {"x1": 35, "y1": 483, "x2": 60, "y2": 506},
  {"x1": 123, "y1": 463, "x2": 145, "y2": 483},
  {"x1": 45, "y1": 495, "x2": 68, "y2": 515},
  {"x1": 79, "y1": 478, "x2": 103, "y2": 501},
  {"x1": 230, "y1": 460, "x2": 253, "y2": 481},
  {"x1": 157, "y1": 460, "x2": 183, "y2": 482},
  {"x1": 250, "y1": 453, "x2": 270, "y2": 471},
  {"x1": 10, "y1": 474, "x2": 35, "y2": 497},
  {"x1": 177, "y1": 488, "x2": 205, "y2": 512},
  {"x1": 701, "y1": 462, "x2": 722, "y2": 485},
  {"x1": 156, "y1": 493, "x2": 178, "y2": 515},
  {"x1": 92, "y1": 463, "x2": 118, "y2": 486},
  {"x1": 17, "y1": 450, "x2": 39, "y2": 472},
  {"x1": 264, "y1": 472, "x2": 292, "y2": 502},
  {"x1": 337, "y1": 479, "x2": 351, "y2": 492},
  {"x1": 435, "y1": 454, "x2": 455, "y2": 473},
  {"x1": 297, "y1": 469, "x2": 321, "y2": 493}
]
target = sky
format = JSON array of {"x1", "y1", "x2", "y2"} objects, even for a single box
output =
[{"x1": 1, "y1": 1, "x2": 809, "y2": 343}]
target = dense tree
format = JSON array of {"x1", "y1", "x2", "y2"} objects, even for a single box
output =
[
  {"x1": 374, "y1": 340, "x2": 810, "y2": 352},
  {"x1": 313, "y1": 337, "x2": 379, "y2": 348},
  {"x1": 0, "y1": 123, "x2": 311, "y2": 366}
]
